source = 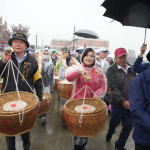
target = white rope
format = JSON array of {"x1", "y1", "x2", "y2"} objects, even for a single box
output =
[
  {"x1": 0, "y1": 60, "x2": 9, "y2": 79},
  {"x1": 68, "y1": 85, "x2": 86, "y2": 101},
  {"x1": 10, "y1": 60, "x2": 24, "y2": 124},
  {"x1": 11, "y1": 61, "x2": 36, "y2": 95},
  {"x1": 79, "y1": 85, "x2": 87, "y2": 125},
  {"x1": 1, "y1": 61, "x2": 10, "y2": 94}
]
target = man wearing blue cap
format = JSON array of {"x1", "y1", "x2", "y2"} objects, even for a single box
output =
[{"x1": 96, "y1": 47, "x2": 110, "y2": 75}]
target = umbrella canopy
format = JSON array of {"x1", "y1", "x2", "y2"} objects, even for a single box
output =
[
  {"x1": 102, "y1": 0, "x2": 150, "y2": 28},
  {"x1": 101, "y1": 0, "x2": 150, "y2": 43},
  {"x1": 49, "y1": 49, "x2": 58, "y2": 53},
  {"x1": 74, "y1": 29, "x2": 99, "y2": 39},
  {"x1": 26, "y1": 47, "x2": 34, "y2": 52}
]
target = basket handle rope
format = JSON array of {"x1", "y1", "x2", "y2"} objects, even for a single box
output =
[
  {"x1": 79, "y1": 85, "x2": 87, "y2": 126},
  {"x1": 10, "y1": 60, "x2": 24, "y2": 125},
  {"x1": 0, "y1": 60, "x2": 24, "y2": 124},
  {"x1": 67, "y1": 81, "x2": 102, "y2": 126},
  {"x1": 1, "y1": 60, "x2": 11, "y2": 94}
]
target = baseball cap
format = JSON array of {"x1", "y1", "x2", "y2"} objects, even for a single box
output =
[
  {"x1": 115, "y1": 48, "x2": 127, "y2": 57},
  {"x1": 99, "y1": 47, "x2": 108, "y2": 53},
  {"x1": 35, "y1": 49, "x2": 41, "y2": 53}
]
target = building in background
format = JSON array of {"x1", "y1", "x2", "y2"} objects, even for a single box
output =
[{"x1": 50, "y1": 38, "x2": 109, "y2": 51}]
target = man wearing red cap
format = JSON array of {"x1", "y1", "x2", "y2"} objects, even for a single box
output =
[{"x1": 105, "y1": 48, "x2": 136, "y2": 150}]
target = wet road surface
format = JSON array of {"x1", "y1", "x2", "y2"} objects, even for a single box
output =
[{"x1": 0, "y1": 90, "x2": 134, "y2": 150}]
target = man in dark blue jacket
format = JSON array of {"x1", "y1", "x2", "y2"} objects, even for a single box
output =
[{"x1": 130, "y1": 69, "x2": 150, "y2": 150}]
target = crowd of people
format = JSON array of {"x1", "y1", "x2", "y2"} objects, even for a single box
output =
[{"x1": 0, "y1": 32, "x2": 150, "y2": 150}]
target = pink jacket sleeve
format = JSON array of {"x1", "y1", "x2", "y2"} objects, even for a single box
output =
[
  {"x1": 95, "y1": 71, "x2": 107, "y2": 98},
  {"x1": 66, "y1": 68, "x2": 81, "y2": 82}
]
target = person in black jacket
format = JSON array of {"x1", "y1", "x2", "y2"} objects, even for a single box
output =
[
  {"x1": 106, "y1": 48, "x2": 135, "y2": 150},
  {"x1": 51, "y1": 50, "x2": 58, "y2": 66},
  {"x1": 0, "y1": 33, "x2": 42, "y2": 150}
]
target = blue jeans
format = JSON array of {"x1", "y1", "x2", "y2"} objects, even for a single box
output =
[
  {"x1": 6, "y1": 132, "x2": 30, "y2": 150},
  {"x1": 107, "y1": 106, "x2": 134, "y2": 149}
]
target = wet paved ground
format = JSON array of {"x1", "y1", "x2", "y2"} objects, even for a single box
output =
[{"x1": 0, "y1": 90, "x2": 134, "y2": 150}]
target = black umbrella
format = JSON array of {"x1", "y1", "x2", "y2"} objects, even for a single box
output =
[
  {"x1": 74, "y1": 29, "x2": 99, "y2": 39},
  {"x1": 101, "y1": 0, "x2": 150, "y2": 43}
]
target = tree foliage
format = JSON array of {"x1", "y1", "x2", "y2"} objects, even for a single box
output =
[
  {"x1": 0, "y1": 17, "x2": 11, "y2": 41},
  {"x1": 11, "y1": 24, "x2": 30, "y2": 37}
]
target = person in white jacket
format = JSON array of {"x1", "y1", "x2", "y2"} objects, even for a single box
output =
[{"x1": 96, "y1": 47, "x2": 110, "y2": 75}]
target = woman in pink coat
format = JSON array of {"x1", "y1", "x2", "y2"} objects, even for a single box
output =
[{"x1": 66, "y1": 47, "x2": 107, "y2": 150}]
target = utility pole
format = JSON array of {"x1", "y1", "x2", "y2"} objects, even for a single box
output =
[
  {"x1": 73, "y1": 26, "x2": 75, "y2": 51},
  {"x1": 36, "y1": 34, "x2": 37, "y2": 49}
]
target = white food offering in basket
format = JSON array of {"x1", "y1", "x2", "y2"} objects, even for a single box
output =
[
  {"x1": 75, "y1": 104, "x2": 96, "y2": 113},
  {"x1": 3, "y1": 100, "x2": 27, "y2": 112},
  {"x1": 43, "y1": 96, "x2": 46, "y2": 99},
  {"x1": 54, "y1": 76, "x2": 59, "y2": 79},
  {"x1": 60, "y1": 80, "x2": 73, "y2": 84}
]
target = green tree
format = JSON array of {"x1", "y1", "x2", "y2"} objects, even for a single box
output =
[{"x1": 0, "y1": 17, "x2": 11, "y2": 41}]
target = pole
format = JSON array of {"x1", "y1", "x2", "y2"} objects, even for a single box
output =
[
  {"x1": 144, "y1": 28, "x2": 147, "y2": 44},
  {"x1": 36, "y1": 34, "x2": 37, "y2": 49},
  {"x1": 73, "y1": 26, "x2": 75, "y2": 51}
]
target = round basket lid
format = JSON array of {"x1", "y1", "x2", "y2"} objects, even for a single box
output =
[
  {"x1": 0, "y1": 91, "x2": 39, "y2": 115},
  {"x1": 64, "y1": 98, "x2": 107, "y2": 114}
]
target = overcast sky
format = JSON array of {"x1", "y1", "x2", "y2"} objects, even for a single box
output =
[{"x1": 1, "y1": 0, "x2": 150, "y2": 55}]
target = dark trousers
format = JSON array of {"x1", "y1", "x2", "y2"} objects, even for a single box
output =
[
  {"x1": 107, "y1": 106, "x2": 134, "y2": 149},
  {"x1": 135, "y1": 143, "x2": 150, "y2": 150},
  {"x1": 6, "y1": 132, "x2": 30, "y2": 150}
]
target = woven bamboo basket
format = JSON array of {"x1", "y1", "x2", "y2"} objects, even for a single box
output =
[
  {"x1": 106, "y1": 79, "x2": 111, "y2": 94},
  {"x1": 54, "y1": 76, "x2": 59, "y2": 90},
  {"x1": 60, "y1": 106, "x2": 67, "y2": 125},
  {"x1": 0, "y1": 91, "x2": 39, "y2": 137},
  {"x1": 38, "y1": 93, "x2": 52, "y2": 115},
  {"x1": 55, "y1": 71, "x2": 59, "y2": 76},
  {"x1": 63, "y1": 98, "x2": 107, "y2": 137},
  {"x1": 58, "y1": 81, "x2": 73, "y2": 100},
  {"x1": 0, "y1": 81, "x2": 2, "y2": 91}
]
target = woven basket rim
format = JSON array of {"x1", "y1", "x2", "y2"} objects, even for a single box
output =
[
  {"x1": 42, "y1": 93, "x2": 52, "y2": 100},
  {"x1": 64, "y1": 98, "x2": 107, "y2": 115},
  {"x1": 64, "y1": 106, "x2": 107, "y2": 116},
  {"x1": 0, "y1": 91, "x2": 39, "y2": 116},
  {"x1": 58, "y1": 81, "x2": 73, "y2": 85}
]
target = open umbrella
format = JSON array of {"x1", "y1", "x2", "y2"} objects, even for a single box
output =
[
  {"x1": 74, "y1": 29, "x2": 99, "y2": 39},
  {"x1": 26, "y1": 47, "x2": 34, "y2": 52},
  {"x1": 49, "y1": 49, "x2": 58, "y2": 54},
  {"x1": 101, "y1": 0, "x2": 150, "y2": 43}
]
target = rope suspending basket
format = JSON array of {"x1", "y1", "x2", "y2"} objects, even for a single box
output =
[
  {"x1": 0, "y1": 91, "x2": 39, "y2": 136},
  {"x1": 38, "y1": 93, "x2": 52, "y2": 115},
  {"x1": 0, "y1": 47, "x2": 39, "y2": 136},
  {"x1": 62, "y1": 83, "x2": 107, "y2": 137}
]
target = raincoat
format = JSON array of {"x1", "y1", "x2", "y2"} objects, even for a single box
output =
[
  {"x1": 96, "y1": 58, "x2": 110, "y2": 75},
  {"x1": 65, "y1": 48, "x2": 107, "y2": 146},
  {"x1": 66, "y1": 64, "x2": 106, "y2": 99}
]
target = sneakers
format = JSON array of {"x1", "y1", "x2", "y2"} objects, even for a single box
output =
[
  {"x1": 41, "y1": 117, "x2": 46, "y2": 126},
  {"x1": 106, "y1": 133, "x2": 112, "y2": 142}
]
